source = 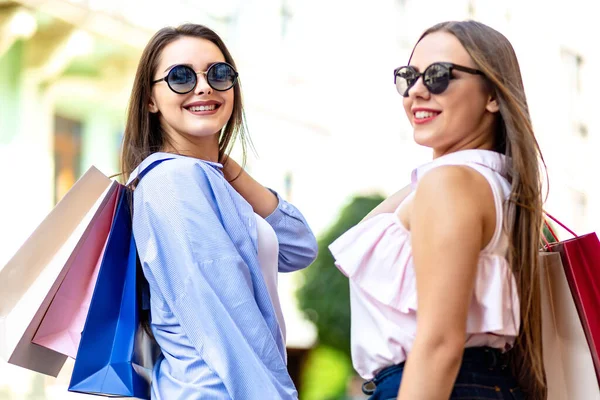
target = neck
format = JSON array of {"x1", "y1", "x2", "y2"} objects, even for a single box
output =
[
  {"x1": 432, "y1": 123, "x2": 497, "y2": 159},
  {"x1": 432, "y1": 141, "x2": 495, "y2": 159},
  {"x1": 162, "y1": 131, "x2": 220, "y2": 163}
]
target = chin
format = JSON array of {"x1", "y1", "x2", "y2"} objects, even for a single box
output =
[
  {"x1": 185, "y1": 125, "x2": 222, "y2": 138},
  {"x1": 413, "y1": 130, "x2": 438, "y2": 148}
]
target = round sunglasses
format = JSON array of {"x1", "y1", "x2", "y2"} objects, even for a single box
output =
[
  {"x1": 394, "y1": 62, "x2": 484, "y2": 97},
  {"x1": 152, "y1": 62, "x2": 239, "y2": 94}
]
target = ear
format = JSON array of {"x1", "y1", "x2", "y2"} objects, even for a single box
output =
[
  {"x1": 486, "y1": 95, "x2": 499, "y2": 113},
  {"x1": 149, "y1": 96, "x2": 159, "y2": 114}
]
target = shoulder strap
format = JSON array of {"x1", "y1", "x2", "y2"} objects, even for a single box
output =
[
  {"x1": 126, "y1": 155, "x2": 177, "y2": 187},
  {"x1": 127, "y1": 157, "x2": 175, "y2": 311}
]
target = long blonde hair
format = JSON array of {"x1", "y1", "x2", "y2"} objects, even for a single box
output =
[{"x1": 413, "y1": 21, "x2": 547, "y2": 399}]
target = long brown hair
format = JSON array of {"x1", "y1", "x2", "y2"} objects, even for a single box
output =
[
  {"x1": 120, "y1": 23, "x2": 249, "y2": 182},
  {"x1": 413, "y1": 21, "x2": 547, "y2": 399},
  {"x1": 121, "y1": 24, "x2": 248, "y2": 336}
]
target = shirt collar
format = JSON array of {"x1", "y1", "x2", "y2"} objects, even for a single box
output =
[
  {"x1": 410, "y1": 149, "x2": 508, "y2": 189},
  {"x1": 126, "y1": 152, "x2": 223, "y2": 186}
]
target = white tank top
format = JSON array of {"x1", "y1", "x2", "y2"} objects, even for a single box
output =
[{"x1": 254, "y1": 213, "x2": 286, "y2": 341}]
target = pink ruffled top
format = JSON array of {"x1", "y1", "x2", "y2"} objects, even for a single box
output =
[{"x1": 329, "y1": 149, "x2": 520, "y2": 379}]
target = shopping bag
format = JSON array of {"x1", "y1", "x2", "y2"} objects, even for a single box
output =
[
  {"x1": 69, "y1": 188, "x2": 159, "y2": 398},
  {"x1": 543, "y1": 213, "x2": 600, "y2": 382},
  {"x1": 32, "y1": 184, "x2": 121, "y2": 358},
  {"x1": 0, "y1": 166, "x2": 117, "y2": 376},
  {"x1": 539, "y1": 251, "x2": 600, "y2": 400}
]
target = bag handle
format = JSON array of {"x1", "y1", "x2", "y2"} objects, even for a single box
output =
[
  {"x1": 542, "y1": 211, "x2": 578, "y2": 248},
  {"x1": 544, "y1": 211, "x2": 578, "y2": 237}
]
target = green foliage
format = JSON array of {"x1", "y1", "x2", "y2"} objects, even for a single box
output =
[
  {"x1": 297, "y1": 194, "x2": 384, "y2": 356},
  {"x1": 300, "y1": 346, "x2": 353, "y2": 400},
  {"x1": 542, "y1": 220, "x2": 558, "y2": 245}
]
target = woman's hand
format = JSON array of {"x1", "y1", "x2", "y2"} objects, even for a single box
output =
[{"x1": 222, "y1": 156, "x2": 278, "y2": 218}]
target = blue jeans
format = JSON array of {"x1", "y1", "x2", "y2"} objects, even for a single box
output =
[{"x1": 362, "y1": 347, "x2": 525, "y2": 400}]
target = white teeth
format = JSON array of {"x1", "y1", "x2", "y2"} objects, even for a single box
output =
[
  {"x1": 189, "y1": 104, "x2": 217, "y2": 112},
  {"x1": 415, "y1": 111, "x2": 437, "y2": 119}
]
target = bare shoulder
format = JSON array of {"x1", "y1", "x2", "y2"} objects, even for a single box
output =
[
  {"x1": 412, "y1": 165, "x2": 495, "y2": 228},
  {"x1": 416, "y1": 165, "x2": 492, "y2": 201}
]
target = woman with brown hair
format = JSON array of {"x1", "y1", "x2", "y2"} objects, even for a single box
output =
[
  {"x1": 330, "y1": 20, "x2": 546, "y2": 399},
  {"x1": 121, "y1": 24, "x2": 317, "y2": 399}
]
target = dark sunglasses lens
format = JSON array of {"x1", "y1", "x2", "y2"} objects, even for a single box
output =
[
  {"x1": 167, "y1": 65, "x2": 196, "y2": 93},
  {"x1": 207, "y1": 63, "x2": 237, "y2": 91},
  {"x1": 424, "y1": 63, "x2": 450, "y2": 95},
  {"x1": 395, "y1": 67, "x2": 417, "y2": 97}
]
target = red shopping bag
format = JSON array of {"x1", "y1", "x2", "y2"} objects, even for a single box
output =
[
  {"x1": 539, "y1": 251, "x2": 600, "y2": 399},
  {"x1": 543, "y1": 213, "x2": 600, "y2": 383}
]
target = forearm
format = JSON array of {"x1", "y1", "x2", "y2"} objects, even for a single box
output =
[
  {"x1": 222, "y1": 158, "x2": 278, "y2": 218},
  {"x1": 397, "y1": 338, "x2": 463, "y2": 400}
]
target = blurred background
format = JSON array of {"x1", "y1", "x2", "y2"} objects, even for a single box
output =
[{"x1": 0, "y1": 0, "x2": 598, "y2": 398}]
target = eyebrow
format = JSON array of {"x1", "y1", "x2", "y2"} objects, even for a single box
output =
[
  {"x1": 163, "y1": 61, "x2": 224, "y2": 73},
  {"x1": 164, "y1": 63, "x2": 192, "y2": 72}
]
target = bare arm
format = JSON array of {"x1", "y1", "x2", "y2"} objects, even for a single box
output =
[
  {"x1": 397, "y1": 166, "x2": 493, "y2": 400},
  {"x1": 222, "y1": 157, "x2": 278, "y2": 218},
  {"x1": 362, "y1": 184, "x2": 413, "y2": 222}
]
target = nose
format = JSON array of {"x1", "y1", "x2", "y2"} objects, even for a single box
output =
[
  {"x1": 406, "y1": 75, "x2": 430, "y2": 100},
  {"x1": 194, "y1": 72, "x2": 213, "y2": 95}
]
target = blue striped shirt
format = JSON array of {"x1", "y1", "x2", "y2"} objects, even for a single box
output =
[{"x1": 129, "y1": 153, "x2": 318, "y2": 399}]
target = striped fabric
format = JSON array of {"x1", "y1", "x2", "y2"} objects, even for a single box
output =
[{"x1": 129, "y1": 153, "x2": 317, "y2": 399}]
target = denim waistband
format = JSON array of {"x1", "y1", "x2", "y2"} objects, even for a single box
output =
[{"x1": 362, "y1": 347, "x2": 509, "y2": 395}]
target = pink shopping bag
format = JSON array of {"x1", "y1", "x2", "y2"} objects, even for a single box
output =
[
  {"x1": 0, "y1": 166, "x2": 116, "y2": 376},
  {"x1": 32, "y1": 185, "x2": 121, "y2": 358}
]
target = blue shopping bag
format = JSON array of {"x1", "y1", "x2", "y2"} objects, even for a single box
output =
[{"x1": 69, "y1": 186, "x2": 159, "y2": 399}]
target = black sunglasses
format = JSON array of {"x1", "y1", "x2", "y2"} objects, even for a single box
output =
[
  {"x1": 152, "y1": 62, "x2": 239, "y2": 94},
  {"x1": 394, "y1": 62, "x2": 484, "y2": 97}
]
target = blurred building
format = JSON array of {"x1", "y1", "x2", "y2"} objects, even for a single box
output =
[
  {"x1": 0, "y1": 0, "x2": 321, "y2": 397},
  {"x1": 1, "y1": 0, "x2": 599, "y2": 398},
  {"x1": 0, "y1": 2, "x2": 159, "y2": 398}
]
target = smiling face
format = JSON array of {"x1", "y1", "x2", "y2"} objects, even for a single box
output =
[
  {"x1": 149, "y1": 36, "x2": 234, "y2": 156},
  {"x1": 402, "y1": 31, "x2": 499, "y2": 157}
]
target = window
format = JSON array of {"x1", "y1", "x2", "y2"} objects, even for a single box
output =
[
  {"x1": 561, "y1": 49, "x2": 583, "y2": 93},
  {"x1": 284, "y1": 171, "x2": 293, "y2": 201},
  {"x1": 53, "y1": 115, "x2": 82, "y2": 204},
  {"x1": 572, "y1": 189, "x2": 588, "y2": 232},
  {"x1": 578, "y1": 123, "x2": 588, "y2": 139},
  {"x1": 561, "y1": 49, "x2": 585, "y2": 139},
  {"x1": 280, "y1": 0, "x2": 293, "y2": 38},
  {"x1": 468, "y1": 0, "x2": 476, "y2": 18}
]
